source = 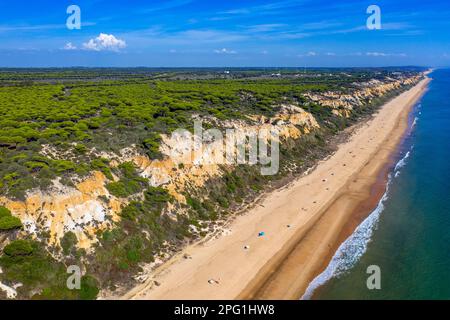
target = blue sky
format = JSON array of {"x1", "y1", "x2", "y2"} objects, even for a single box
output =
[{"x1": 0, "y1": 0, "x2": 449, "y2": 67}]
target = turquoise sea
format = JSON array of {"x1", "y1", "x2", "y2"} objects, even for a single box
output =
[{"x1": 303, "y1": 69, "x2": 450, "y2": 300}]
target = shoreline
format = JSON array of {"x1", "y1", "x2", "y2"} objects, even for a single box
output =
[
  {"x1": 307, "y1": 87, "x2": 423, "y2": 300},
  {"x1": 121, "y1": 75, "x2": 431, "y2": 300},
  {"x1": 239, "y1": 76, "x2": 430, "y2": 300}
]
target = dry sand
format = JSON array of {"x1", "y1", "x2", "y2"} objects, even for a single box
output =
[{"x1": 121, "y1": 76, "x2": 431, "y2": 300}]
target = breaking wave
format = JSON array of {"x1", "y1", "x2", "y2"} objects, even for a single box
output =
[
  {"x1": 394, "y1": 150, "x2": 411, "y2": 172},
  {"x1": 300, "y1": 187, "x2": 389, "y2": 300},
  {"x1": 301, "y1": 145, "x2": 414, "y2": 300}
]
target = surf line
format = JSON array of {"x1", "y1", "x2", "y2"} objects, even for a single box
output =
[{"x1": 300, "y1": 141, "x2": 414, "y2": 300}]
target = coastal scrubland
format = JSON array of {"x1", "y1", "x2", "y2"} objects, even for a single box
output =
[{"x1": 0, "y1": 68, "x2": 424, "y2": 299}]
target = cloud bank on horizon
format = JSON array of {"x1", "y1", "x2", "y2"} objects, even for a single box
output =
[{"x1": 0, "y1": 0, "x2": 448, "y2": 67}]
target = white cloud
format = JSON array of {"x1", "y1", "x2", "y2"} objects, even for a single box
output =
[
  {"x1": 220, "y1": 8, "x2": 250, "y2": 15},
  {"x1": 62, "y1": 42, "x2": 77, "y2": 50},
  {"x1": 302, "y1": 21, "x2": 343, "y2": 30},
  {"x1": 366, "y1": 52, "x2": 407, "y2": 57},
  {"x1": 83, "y1": 33, "x2": 126, "y2": 52},
  {"x1": 0, "y1": 22, "x2": 96, "y2": 34},
  {"x1": 180, "y1": 30, "x2": 245, "y2": 43},
  {"x1": 245, "y1": 24, "x2": 287, "y2": 33},
  {"x1": 273, "y1": 32, "x2": 309, "y2": 40},
  {"x1": 366, "y1": 52, "x2": 387, "y2": 57},
  {"x1": 381, "y1": 22, "x2": 412, "y2": 30},
  {"x1": 298, "y1": 51, "x2": 317, "y2": 57},
  {"x1": 214, "y1": 48, "x2": 237, "y2": 54},
  {"x1": 325, "y1": 52, "x2": 336, "y2": 56}
]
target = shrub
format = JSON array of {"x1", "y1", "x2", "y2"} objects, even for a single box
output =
[
  {"x1": 118, "y1": 162, "x2": 137, "y2": 179},
  {"x1": 120, "y1": 202, "x2": 141, "y2": 220},
  {"x1": 0, "y1": 206, "x2": 11, "y2": 219},
  {"x1": 142, "y1": 133, "x2": 162, "y2": 159},
  {"x1": 145, "y1": 186, "x2": 171, "y2": 204},
  {"x1": 106, "y1": 162, "x2": 147, "y2": 197},
  {"x1": 79, "y1": 275, "x2": 100, "y2": 300},
  {"x1": 74, "y1": 143, "x2": 87, "y2": 154},
  {"x1": 0, "y1": 216, "x2": 22, "y2": 230},
  {"x1": 60, "y1": 231, "x2": 78, "y2": 255},
  {"x1": 52, "y1": 160, "x2": 76, "y2": 173},
  {"x1": 106, "y1": 181, "x2": 129, "y2": 198},
  {"x1": 3, "y1": 240, "x2": 33, "y2": 256},
  {"x1": 25, "y1": 161, "x2": 49, "y2": 172},
  {"x1": 186, "y1": 196, "x2": 202, "y2": 211},
  {"x1": 91, "y1": 158, "x2": 113, "y2": 180}
]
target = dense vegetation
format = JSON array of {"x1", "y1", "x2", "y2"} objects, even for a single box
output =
[
  {"x1": 0, "y1": 77, "x2": 332, "y2": 199},
  {"x1": 0, "y1": 68, "x2": 422, "y2": 299},
  {"x1": 0, "y1": 239, "x2": 99, "y2": 299}
]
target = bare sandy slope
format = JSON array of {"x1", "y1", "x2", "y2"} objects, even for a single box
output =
[{"x1": 121, "y1": 76, "x2": 430, "y2": 300}]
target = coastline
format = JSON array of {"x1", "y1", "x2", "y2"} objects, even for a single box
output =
[
  {"x1": 240, "y1": 81, "x2": 428, "y2": 299},
  {"x1": 241, "y1": 75, "x2": 431, "y2": 300},
  {"x1": 120, "y1": 75, "x2": 431, "y2": 300}
]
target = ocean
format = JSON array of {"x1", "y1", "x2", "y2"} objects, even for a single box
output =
[{"x1": 304, "y1": 68, "x2": 450, "y2": 300}]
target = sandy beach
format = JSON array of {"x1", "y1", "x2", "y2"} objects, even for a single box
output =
[{"x1": 121, "y1": 75, "x2": 431, "y2": 300}]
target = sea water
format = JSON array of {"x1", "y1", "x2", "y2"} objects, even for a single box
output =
[{"x1": 305, "y1": 69, "x2": 450, "y2": 300}]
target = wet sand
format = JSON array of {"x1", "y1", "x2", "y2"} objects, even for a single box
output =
[
  {"x1": 121, "y1": 76, "x2": 430, "y2": 300},
  {"x1": 240, "y1": 129, "x2": 404, "y2": 299}
]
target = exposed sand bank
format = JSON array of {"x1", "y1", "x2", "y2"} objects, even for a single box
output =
[{"x1": 121, "y1": 76, "x2": 431, "y2": 300}]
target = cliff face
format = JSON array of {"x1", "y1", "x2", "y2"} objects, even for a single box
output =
[
  {"x1": 0, "y1": 75, "x2": 419, "y2": 251},
  {"x1": 0, "y1": 105, "x2": 319, "y2": 249},
  {"x1": 135, "y1": 104, "x2": 320, "y2": 202},
  {"x1": 303, "y1": 75, "x2": 421, "y2": 117},
  {"x1": 0, "y1": 172, "x2": 124, "y2": 249}
]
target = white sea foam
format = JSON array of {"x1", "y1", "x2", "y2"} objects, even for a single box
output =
[
  {"x1": 300, "y1": 184, "x2": 389, "y2": 299},
  {"x1": 394, "y1": 150, "x2": 410, "y2": 172},
  {"x1": 301, "y1": 145, "x2": 414, "y2": 299},
  {"x1": 412, "y1": 117, "x2": 418, "y2": 128}
]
